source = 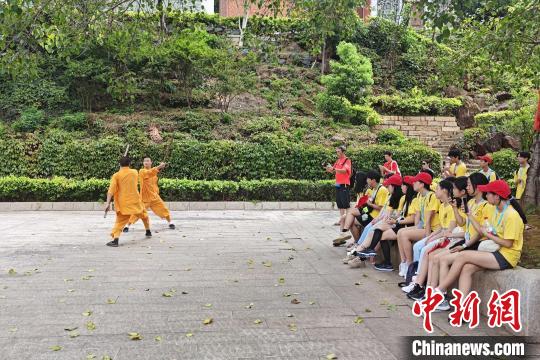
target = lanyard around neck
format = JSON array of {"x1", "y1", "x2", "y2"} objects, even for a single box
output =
[{"x1": 494, "y1": 202, "x2": 510, "y2": 228}]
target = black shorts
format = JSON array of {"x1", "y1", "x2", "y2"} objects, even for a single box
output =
[
  {"x1": 392, "y1": 223, "x2": 407, "y2": 234},
  {"x1": 493, "y1": 251, "x2": 513, "y2": 270},
  {"x1": 335, "y1": 186, "x2": 350, "y2": 209},
  {"x1": 354, "y1": 212, "x2": 373, "y2": 227}
]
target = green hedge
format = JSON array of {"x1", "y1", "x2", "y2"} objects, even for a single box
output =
[
  {"x1": 0, "y1": 135, "x2": 441, "y2": 180},
  {"x1": 0, "y1": 177, "x2": 336, "y2": 202},
  {"x1": 370, "y1": 95, "x2": 462, "y2": 115},
  {"x1": 492, "y1": 149, "x2": 519, "y2": 181}
]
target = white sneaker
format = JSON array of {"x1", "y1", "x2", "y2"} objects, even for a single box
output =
[
  {"x1": 401, "y1": 282, "x2": 416, "y2": 293},
  {"x1": 398, "y1": 262, "x2": 407, "y2": 277},
  {"x1": 342, "y1": 254, "x2": 356, "y2": 264}
]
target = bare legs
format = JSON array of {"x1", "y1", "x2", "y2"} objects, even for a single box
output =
[
  {"x1": 437, "y1": 251, "x2": 500, "y2": 293},
  {"x1": 397, "y1": 227, "x2": 425, "y2": 264}
]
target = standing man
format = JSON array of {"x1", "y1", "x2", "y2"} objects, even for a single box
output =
[
  {"x1": 443, "y1": 149, "x2": 467, "y2": 178},
  {"x1": 379, "y1": 151, "x2": 400, "y2": 179},
  {"x1": 104, "y1": 156, "x2": 151, "y2": 247},
  {"x1": 514, "y1": 151, "x2": 530, "y2": 208},
  {"x1": 326, "y1": 146, "x2": 352, "y2": 229},
  {"x1": 477, "y1": 155, "x2": 497, "y2": 181},
  {"x1": 124, "y1": 157, "x2": 175, "y2": 232}
]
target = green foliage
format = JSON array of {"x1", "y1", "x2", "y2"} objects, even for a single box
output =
[
  {"x1": 50, "y1": 113, "x2": 88, "y2": 132},
  {"x1": 370, "y1": 93, "x2": 462, "y2": 115},
  {"x1": 12, "y1": 107, "x2": 46, "y2": 133},
  {"x1": 475, "y1": 108, "x2": 535, "y2": 150},
  {"x1": 315, "y1": 94, "x2": 352, "y2": 122},
  {"x1": 0, "y1": 78, "x2": 70, "y2": 119},
  {"x1": 0, "y1": 135, "x2": 440, "y2": 180},
  {"x1": 492, "y1": 149, "x2": 519, "y2": 181},
  {"x1": 0, "y1": 176, "x2": 335, "y2": 202},
  {"x1": 376, "y1": 128, "x2": 407, "y2": 145},
  {"x1": 349, "y1": 105, "x2": 381, "y2": 126},
  {"x1": 243, "y1": 117, "x2": 283, "y2": 135},
  {"x1": 463, "y1": 127, "x2": 489, "y2": 150},
  {"x1": 210, "y1": 48, "x2": 257, "y2": 112},
  {"x1": 321, "y1": 42, "x2": 373, "y2": 104}
]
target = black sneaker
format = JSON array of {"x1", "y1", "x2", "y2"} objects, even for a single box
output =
[
  {"x1": 106, "y1": 239, "x2": 119, "y2": 247},
  {"x1": 145, "y1": 230, "x2": 152, "y2": 237},
  {"x1": 407, "y1": 286, "x2": 425, "y2": 301},
  {"x1": 169, "y1": 223, "x2": 175, "y2": 229},
  {"x1": 123, "y1": 227, "x2": 129, "y2": 233},
  {"x1": 374, "y1": 263, "x2": 393, "y2": 272},
  {"x1": 405, "y1": 284, "x2": 423, "y2": 298},
  {"x1": 357, "y1": 249, "x2": 377, "y2": 257}
]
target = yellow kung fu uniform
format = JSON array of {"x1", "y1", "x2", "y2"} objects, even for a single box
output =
[
  {"x1": 109, "y1": 167, "x2": 150, "y2": 238},
  {"x1": 129, "y1": 167, "x2": 171, "y2": 225}
]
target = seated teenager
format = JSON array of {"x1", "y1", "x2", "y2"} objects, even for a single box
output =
[
  {"x1": 349, "y1": 175, "x2": 403, "y2": 264},
  {"x1": 403, "y1": 179, "x2": 464, "y2": 299},
  {"x1": 342, "y1": 170, "x2": 389, "y2": 248},
  {"x1": 433, "y1": 180, "x2": 524, "y2": 311},
  {"x1": 333, "y1": 171, "x2": 369, "y2": 246},
  {"x1": 396, "y1": 172, "x2": 440, "y2": 277},
  {"x1": 429, "y1": 174, "x2": 492, "y2": 290}
]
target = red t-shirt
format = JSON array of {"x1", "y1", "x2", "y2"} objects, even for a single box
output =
[
  {"x1": 334, "y1": 157, "x2": 352, "y2": 185},
  {"x1": 383, "y1": 160, "x2": 400, "y2": 175}
]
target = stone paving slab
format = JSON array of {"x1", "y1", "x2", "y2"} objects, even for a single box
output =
[{"x1": 0, "y1": 210, "x2": 517, "y2": 359}]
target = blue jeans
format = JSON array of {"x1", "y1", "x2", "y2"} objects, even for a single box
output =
[{"x1": 357, "y1": 222, "x2": 374, "y2": 245}]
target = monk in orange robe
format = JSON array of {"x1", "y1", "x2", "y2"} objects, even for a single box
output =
[
  {"x1": 124, "y1": 157, "x2": 175, "y2": 232},
  {"x1": 104, "y1": 156, "x2": 151, "y2": 247}
]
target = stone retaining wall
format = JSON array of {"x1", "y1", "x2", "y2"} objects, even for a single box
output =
[{"x1": 374, "y1": 115, "x2": 461, "y2": 153}]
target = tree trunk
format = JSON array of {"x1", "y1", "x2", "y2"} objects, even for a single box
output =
[
  {"x1": 524, "y1": 133, "x2": 540, "y2": 207},
  {"x1": 238, "y1": 1, "x2": 249, "y2": 48},
  {"x1": 321, "y1": 38, "x2": 326, "y2": 75}
]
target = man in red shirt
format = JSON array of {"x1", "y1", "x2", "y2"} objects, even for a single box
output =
[
  {"x1": 379, "y1": 151, "x2": 400, "y2": 179},
  {"x1": 326, "y1": 146, "x2": 352, "y2": 231}
]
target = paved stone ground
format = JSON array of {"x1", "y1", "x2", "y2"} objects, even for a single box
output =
[{"x1": 0, "y1": 210, "x2": 517, "y2": 360}]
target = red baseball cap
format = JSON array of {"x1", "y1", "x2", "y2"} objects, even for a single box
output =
[
  {"x1": 413, "y1": 172, "x2": 433, "y2": 186},
  {"x1": 477, "y1": 180, "x2": 511, "y2": 199},
  {"x1": 383, "y1": 174, "x2": 402, "y2": 187},
  {"x1": 477, "y1": 155, "x2": 493, "y2": 164},
  {"x1": 403, "y1": 175, "x2": 415, "y2": 186}
]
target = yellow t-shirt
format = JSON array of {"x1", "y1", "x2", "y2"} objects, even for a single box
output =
[
  {"x1": 369, "y1": 185, "x2": 389, "y2": 218},
  {"x1": 108, "y1": 167, "x2": 144, "y2": 215},
  {"x1": 139, "y1": 167, "x2": 162, "y2": 203},
  {"x1": 514, "y1": 165, "x2": 529, "y2": 200},
  {"x1": 465, "y1": 199, "x2": 494, "y2": 241},
  {"x1": 438, "y1": 202, "x2": 456, "y2": 229},
  {"x1": 478, "y1": 168, "x2": 497, "y2": 182},
  {"x1": 418, "y1": 191, "x2": 440, "y2": 231},
  {"x1": 490, "y1": 206, "x2": 524, "y2": 268},
  {"x1": 450, "y1": 162, "x2": 468, "y2": 177},
  {"x1": 397, "y1": 195, "x2": 416, "y2": 217}
]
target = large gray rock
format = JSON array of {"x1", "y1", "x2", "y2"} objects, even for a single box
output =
[
  {"x1": 472, "y1": 267, "x2": 540, "y2": 336},
  {"x1": 456, "y1": 96, "x2": 481, "y2": 129}
]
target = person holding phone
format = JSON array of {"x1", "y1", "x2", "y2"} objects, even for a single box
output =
[{"x1": 326, "y1": 146, "x2": 352, "y2": 237}]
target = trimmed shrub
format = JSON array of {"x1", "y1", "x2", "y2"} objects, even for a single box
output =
[
  {"x1": 321, "y1": 42, "x2": 373, "y2": 104},
  {"x1": 370, "y1": 95, "x2": 462, "y2": 115},
  {"x1": 492, "y1": 149, "x2": 519, "y2": 181},
  {"x1": 463, "y1": 127, "x2": 489, "y2": 150},
  {"x1": 315, "y1": 93, "x2": 352, "y2": 122},
  {"x1": 376, "y1": 128, "x2": 406, "y2": 145},
  {"x1": 349, "y1": 105, "x2": 381, "y2": 126},
  {"x1": 474, "y1": 110, "x2": 515, "y2": 129},
  {"x1": 51, "y1": 112, "x2": 88, "y2": 131},
  {"x1": 476, "y1": 108, "x2": 536, "y2": 150},
  {"x1": 0, "y1": 136, "x2": 441, "y2": 180},
  {"x1": 0, "y1": 176, "x2": 335, "y2": 202},
  {"x1": 12, "y1": 107, "x2": 46, "y2": 133}
]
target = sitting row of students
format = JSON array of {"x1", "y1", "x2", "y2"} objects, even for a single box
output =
[{"x1": 335, "y1": 170, "x2": 526, "y2": 310}]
